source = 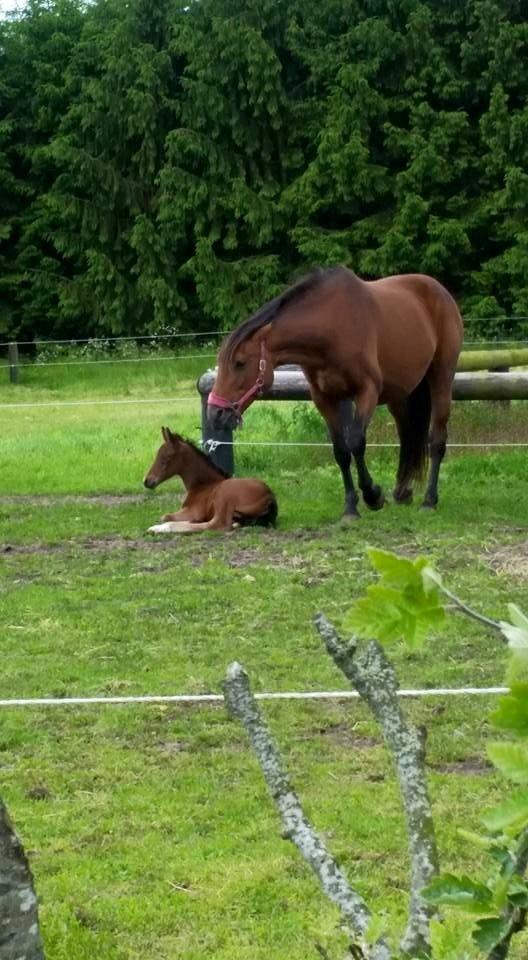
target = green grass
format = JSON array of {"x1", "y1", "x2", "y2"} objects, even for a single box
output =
[{"x1": 1, "y1": 354, "x2": 528, "y2": 958}]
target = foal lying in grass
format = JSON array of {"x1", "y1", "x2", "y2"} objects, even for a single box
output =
[{"x1": 144, "y1": 427, "x2": 278, "y2": 533}]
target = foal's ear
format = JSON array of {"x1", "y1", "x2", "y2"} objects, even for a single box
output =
[{"x1": 161, "y1": 426, "x2": 169, "y2": 442}]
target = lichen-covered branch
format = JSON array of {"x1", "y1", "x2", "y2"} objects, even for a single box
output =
[
  {"x1": 0, "y1": 798, "x2": 44, "y2": 960},
  {"x1": 314, "y1": 614, "x2": 438, "y2": 958},
  {"x1": 223, "y1": 661, "x2": 391, "y2": 960}
]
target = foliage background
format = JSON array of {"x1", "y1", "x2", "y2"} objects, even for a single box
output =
[{"x1": 2, "y1": 0, "x2": 528, "y2": 342}]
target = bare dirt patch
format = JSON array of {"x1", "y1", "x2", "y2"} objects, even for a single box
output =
[
  {"x1": 430, "y1": 757, "x2": 492, "y2": 776},
  {"x1": 297, "y1": 724, "x2": 382, "y2": 749},
  {"x1": 0, "y1": 494, "x2": 152, "y2": 507},
  {"x1": 1, "y1": 535, "x2": 186, "y2": 556},
  {"x1": 487, "y1": 540, "x2": 528, "y2": 580}
]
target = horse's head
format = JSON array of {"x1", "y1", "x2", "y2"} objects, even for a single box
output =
[
  {"x1": 207, "y1": 326, "x2": 274, "y2": 431},
  {"x1": 143, "y1": 427, "x2": 183, "y2": 489}
]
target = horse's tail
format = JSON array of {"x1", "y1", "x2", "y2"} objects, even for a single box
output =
[
  {"x1": 397, "y1": 376, "x2": 431, "y2": 489},
  {"x1": 254, "y1": 496, "x2": 278, "y2": 528},
  {"x1": 236, "y1": 496, "x2": 278, "y2": 529}
]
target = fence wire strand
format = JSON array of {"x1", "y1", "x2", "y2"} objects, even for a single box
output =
[
  {"x1": 0, "y1": 353, "x2": 216, "y2": 370},
  {"x1": 0, "y1": 687, "x2": 510, "y2": 708}
]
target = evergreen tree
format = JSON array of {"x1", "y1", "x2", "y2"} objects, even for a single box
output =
[
  {"x1": 2, "y1": 0, "x2": 528, "y2": 339},
  {"x1": 45, "y1": 0, "x2": 181, "y2": 335},
  {"x1": 0, "y1": 0, "x2": 84, "y2": 340}
]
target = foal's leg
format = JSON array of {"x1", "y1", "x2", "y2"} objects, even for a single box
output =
[
  {"x1": 422, "y1": 374, "x2": 452, "y2": 510},
  {"x1": 160, "y1": 507, "x2": 195, "y2": 522}
]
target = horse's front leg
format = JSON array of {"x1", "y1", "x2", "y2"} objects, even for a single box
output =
[
  {"x1": 340, "y1": 393, "x2": 384, "y2": 512},
  {"x1": 311, "y1": 391, "x2": 361, "y2": 519}
]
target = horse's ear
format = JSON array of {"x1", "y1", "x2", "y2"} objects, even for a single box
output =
[
  {"x1": 165, "y1": 427, "x2": 177, "y2": 445},
  {"x1": 161, "y1": 426, "x2": 168, "y2": 442}
]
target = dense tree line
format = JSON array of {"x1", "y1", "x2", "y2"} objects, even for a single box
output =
[{"x1": 1, "y1": 0, "x2": 528, "y2": 342}]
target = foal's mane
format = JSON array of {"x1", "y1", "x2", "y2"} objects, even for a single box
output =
[
  {"x1": 221, "y1": 266, "x2": 344, "y2": 361},
  {"x1": 172, "y1": 433, "x2": 230, "y2": 479}
]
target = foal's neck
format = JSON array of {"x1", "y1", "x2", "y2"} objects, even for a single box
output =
[{"x1": 178, "y1": 446, "x2": 221, "y2": 490}]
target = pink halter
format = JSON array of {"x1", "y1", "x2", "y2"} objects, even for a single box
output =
[{"x1": 208, "y1": 343, "x2": 267, "y2": 422}]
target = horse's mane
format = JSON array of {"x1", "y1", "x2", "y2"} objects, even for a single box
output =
[
  {"x1": 220, "y1": 266, "x2": 344, "y2": 361},
  {"x1": 172, "y1": 433, "x2": 231, "y2": 479}
]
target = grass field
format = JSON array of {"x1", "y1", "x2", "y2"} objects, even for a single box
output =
[{"x1": 1, "y1": 353, "x2": 528, "y2": 958}]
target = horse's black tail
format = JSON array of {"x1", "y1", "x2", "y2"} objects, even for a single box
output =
[
  {"x1": 397, "y1": 376, "x2": 431, "y2": 490},
  {"x1": 235, "y1": 496, "x2": 278, "y2": 529}
]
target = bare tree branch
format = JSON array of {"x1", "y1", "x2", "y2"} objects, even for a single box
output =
[
  {"x1": 314, "y1": 613, "x2": 438, "y2": 958},
  {"x1": 0, "y1": 798, "x2": 44, "y2": 960},
  {"x1": 223, "y1": 661, "x2": 391, "y2": 960}
]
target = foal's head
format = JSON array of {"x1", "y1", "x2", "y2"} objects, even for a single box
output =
[
  {"x1": 144, "y1": 427, "x2": 227, "y2": 490},
  {"x1": 143, "y1": 427, "x2": 186, "y2": 489}
]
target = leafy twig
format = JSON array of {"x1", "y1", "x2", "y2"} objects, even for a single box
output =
[
  {"x1": 488, "y1": 827, "x2": 528, "y2": 960},
  {"x1": 438, "y1": 583, "x2": 503, "y2": 638}
]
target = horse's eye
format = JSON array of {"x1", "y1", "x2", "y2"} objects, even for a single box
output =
[{"x1": 234, "y1": 359, "x2": 245, "y2": 370}]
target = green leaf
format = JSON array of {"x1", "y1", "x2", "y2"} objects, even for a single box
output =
[
  {"x1": 344, "y1": 549, "x2": 445, "y2": 648},
  {"x1": 367, "y1": 547, "x2": 424, "y2": 586},
  {"x1": 492, "y1": 684, "x2": 528, "y2": 734},
  {"x1": 499, "y1": 605, "x2": 528, "y2": 649},
  {"x1": 423, "y1": 874, "x2": 494, "y2": 915},
  {"x1": 429, "y1": 916, "x2": 479, "y2": 960},
  {"x1": 482, "y1": 790, "x2": 528, "y2": 834},
  {"x1": 421, "y1": 564, "x2": 443, "y2": 593},
  {"x1": 457, "y1": 828, "x2": 493, "y2": 849},
  {"x1": 488, "y1": 742, "x2": 528, "y2": 783},
  {"x1": 508, "y1": 604, "x2": 528, "y2": 632},
  {"x1": 473, "y1": 916, "x2": 510, "y2": 952}
]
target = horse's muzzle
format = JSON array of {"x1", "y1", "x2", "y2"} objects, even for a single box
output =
[
  {"x1": 143, "y1": 476, "x2": 158, "y2": 490},
  {"x1": 206, "y1": 404, "x2": 240, "y2": 432}
]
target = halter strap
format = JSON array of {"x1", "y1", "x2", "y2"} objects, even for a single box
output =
[{"x1": 208, "y1": 342, "x2": 267, "y2": 421}]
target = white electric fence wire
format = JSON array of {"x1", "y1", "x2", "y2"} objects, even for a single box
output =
[
  {"x1": 0, "y1": 687, "x2": 510, "y2": 708},
  {"x1": 0, "y1": 353, "x2": 216, "y2": 369}
]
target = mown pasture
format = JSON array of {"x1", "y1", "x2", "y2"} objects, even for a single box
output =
[{"x1": 0, "y1": 351, "x2": 527, "y2": 958}]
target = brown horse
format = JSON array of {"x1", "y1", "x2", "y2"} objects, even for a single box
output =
[
  {"x1": 144, "y1": 427, "x2": 277, "y2": 533},
  {"x1": 207, "y1": 267, "x2": 463, "y2": 519}
]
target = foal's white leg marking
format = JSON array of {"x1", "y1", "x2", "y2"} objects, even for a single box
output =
[{"x1": 148, "y1": 521, "x2": 197, "y2": 534}]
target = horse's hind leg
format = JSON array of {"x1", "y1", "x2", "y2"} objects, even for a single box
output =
[
  {"x1": 422, "y1": 375, "x2": 452, "y2": 510},
  {"x1": 389, "y1": 398, "x2": 414, "y2": 504}
]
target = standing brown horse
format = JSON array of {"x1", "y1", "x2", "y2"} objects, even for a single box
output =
[
  {"x1": 207, "y1": 267, "x2": 463, "y2": 519},
  {"x1": 144, "y1": 427, "x2": 277, "y2": 533}
]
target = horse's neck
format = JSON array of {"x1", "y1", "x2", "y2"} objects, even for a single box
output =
[
  {"x1": 268, "y1": 312, "x2": 328, "y2": 368},
  {"x1": 178, "y1": 448, "x2": 220, "y2": 490}
]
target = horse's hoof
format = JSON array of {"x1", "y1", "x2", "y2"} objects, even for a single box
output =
[
  {"x1": 364, "y1": 486, "x2": 385, "y2": 511},
  {"x1": 340, "y1": 512, "x2": 361, "y2": 526},
  {"x1": 393, "y1": 488, "x2": 413, "y2": 505},
  {"x1": 420, "y1": 502, "x2": 437, "y2": 512}
]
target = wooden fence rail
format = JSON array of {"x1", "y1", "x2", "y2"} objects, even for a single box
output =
[{"x1": 198, "y1": 368, "x2": 528, "y2": 474}]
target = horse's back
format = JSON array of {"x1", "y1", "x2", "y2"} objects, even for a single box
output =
[{"x1": 362, "y1": 273, "x2": 463, "y2": 392}]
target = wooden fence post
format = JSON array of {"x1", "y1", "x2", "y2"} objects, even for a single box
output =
[
  {"x1": 489, "y1": 364, "x2": 510, "y2": 407},
  {"x1": 200, "y1": 392, "x2": 235, "y2": 475},
  {"x1": 8, "y1": 342, "x2": 19, "y2": 384}
]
